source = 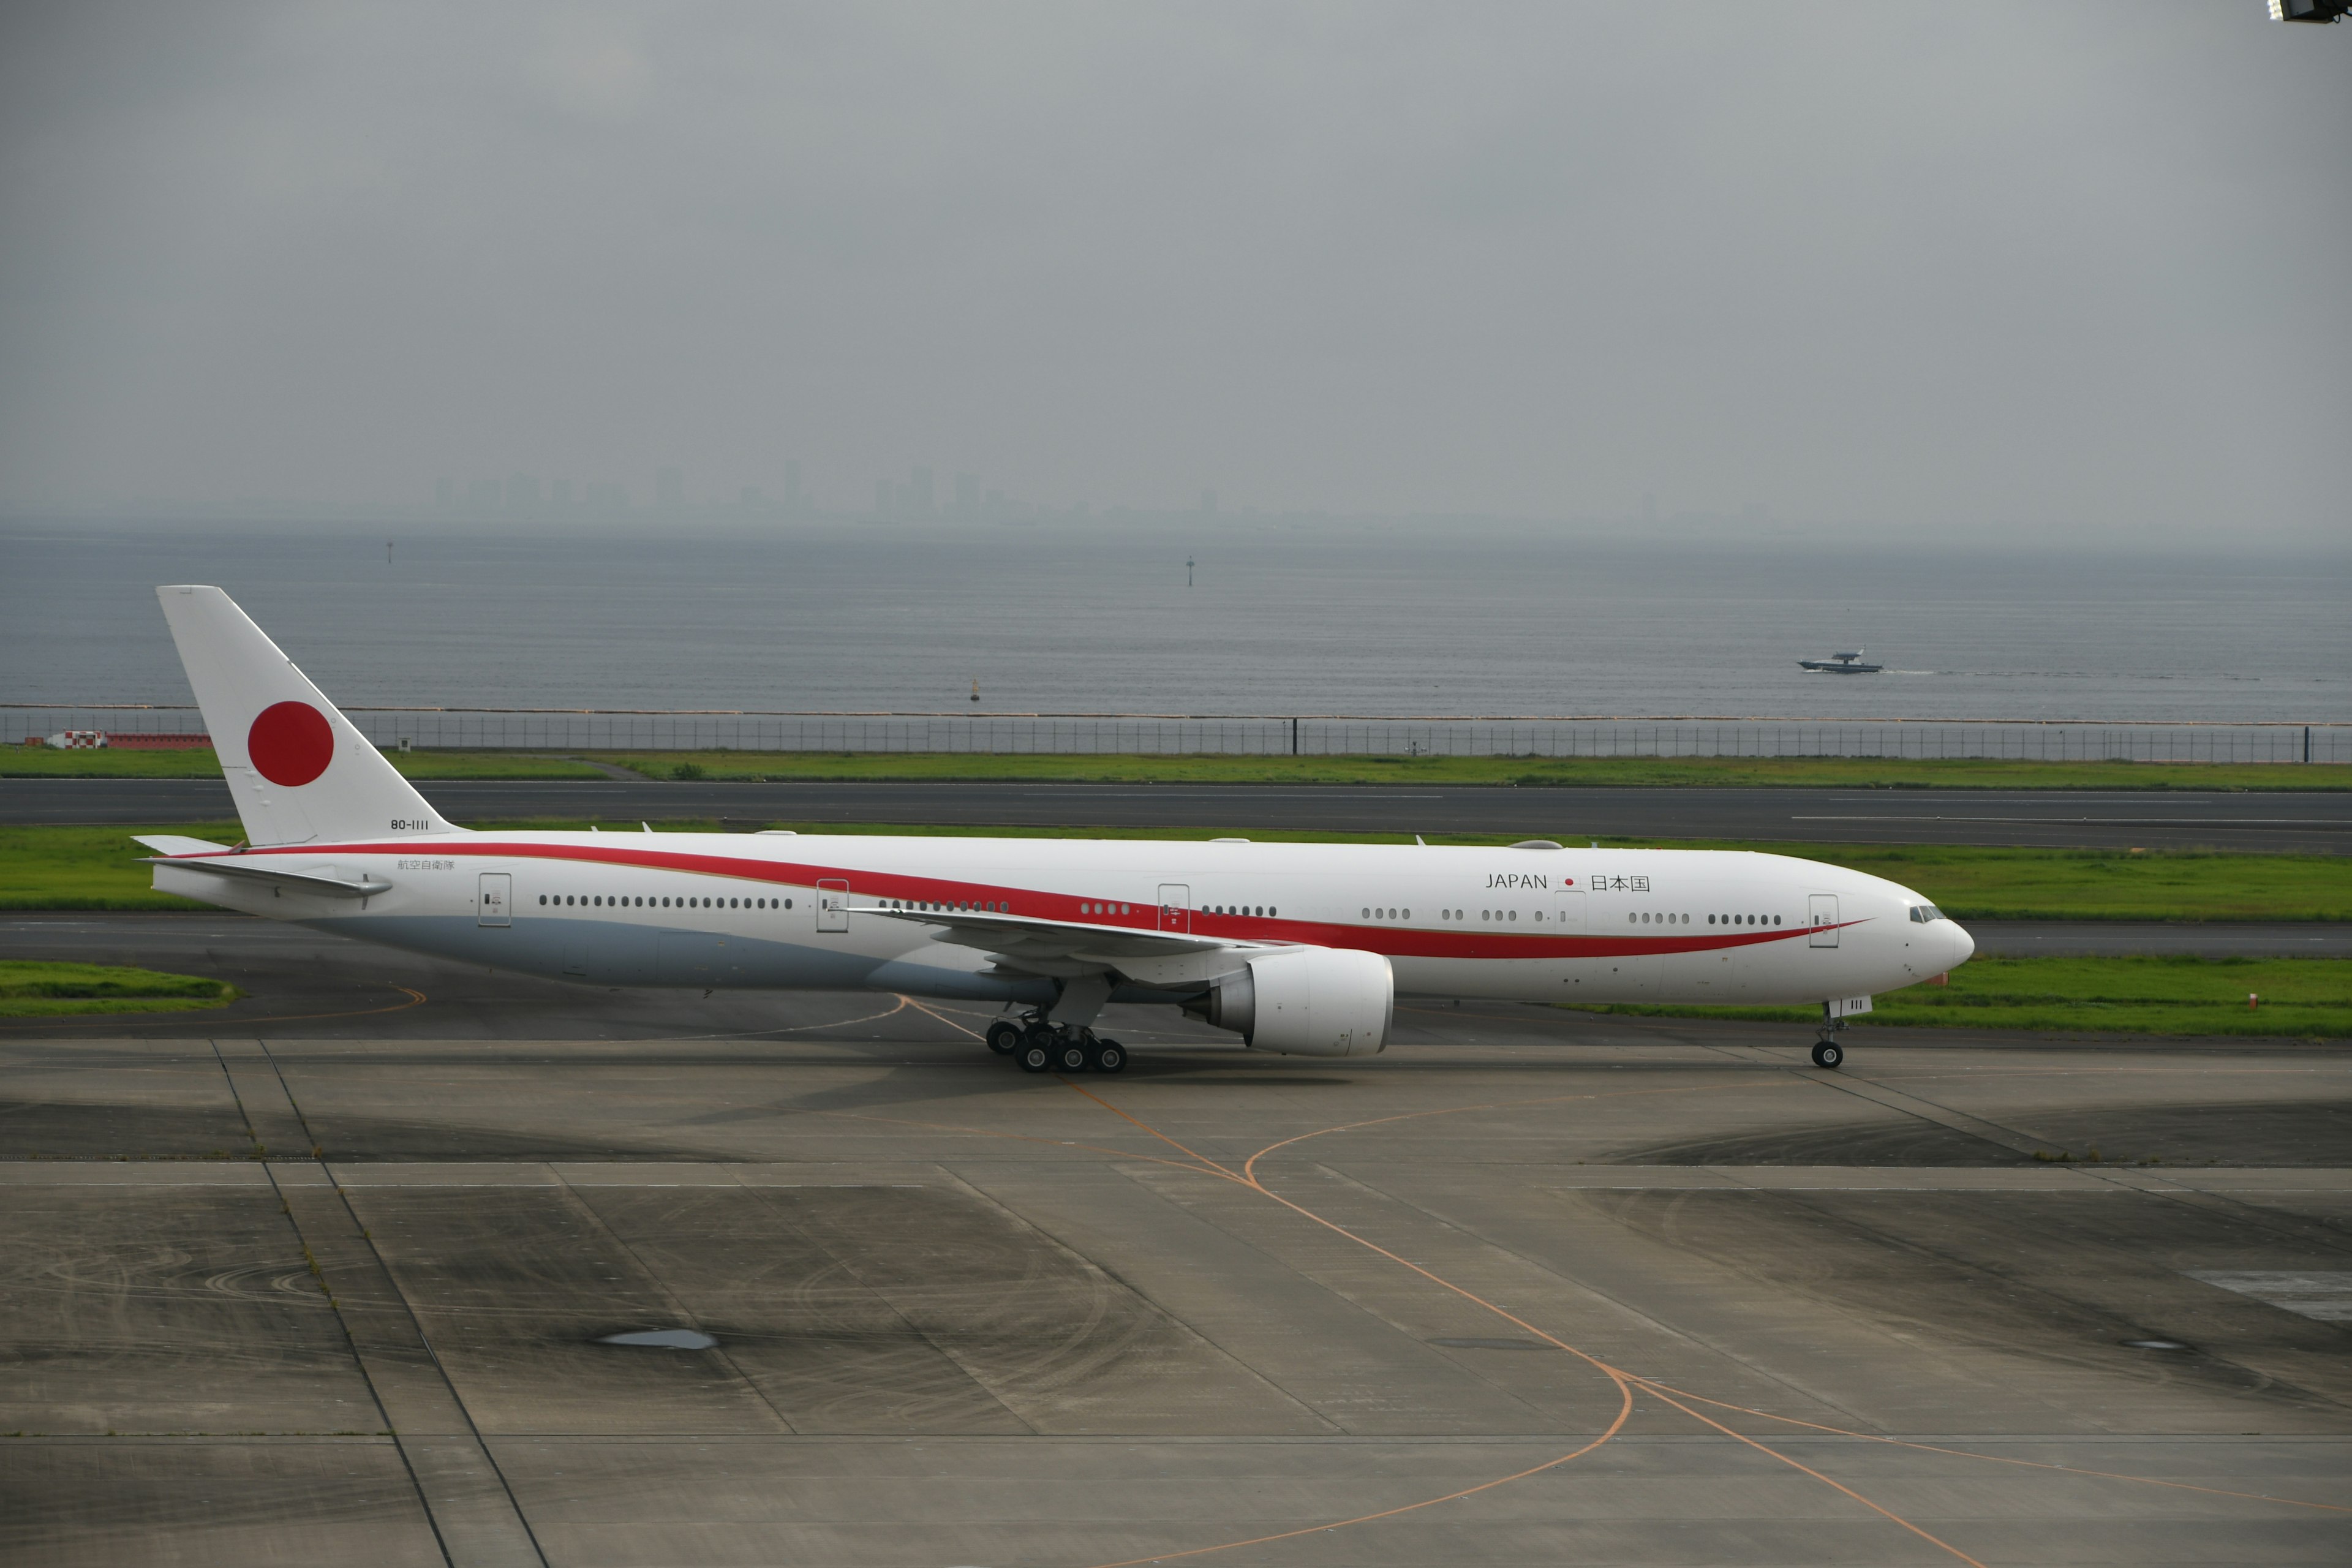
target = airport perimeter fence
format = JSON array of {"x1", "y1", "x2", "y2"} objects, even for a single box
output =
[{"x1": 7, "y1": 705, "x2": 2350, "y2": 764}]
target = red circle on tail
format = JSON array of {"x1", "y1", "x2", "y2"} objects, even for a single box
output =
[{"x1": 247, "y1": 701, "x2": 334, "y2": 786}]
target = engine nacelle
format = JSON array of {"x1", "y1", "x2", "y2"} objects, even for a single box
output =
[{"x1": 1184, "y1": 946, "x2": 1392, "y2": 1057}]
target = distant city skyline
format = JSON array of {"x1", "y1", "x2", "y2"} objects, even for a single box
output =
[
  {"x1": 17, "y1": 445, "x2": 1814, "y2": 530},
  {"x1": 25, "y1": 458, "x2": 1828, "y2": 543}
]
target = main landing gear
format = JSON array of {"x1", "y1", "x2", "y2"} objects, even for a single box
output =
[
  {"x1": 1811, "y1": 1006, "x2": 1846, "y2": 1070},
  {"x1": 987, "y1": 1014, "x2": 1126, "y2": 1074}
]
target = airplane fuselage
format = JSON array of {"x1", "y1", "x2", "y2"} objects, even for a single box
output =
[{"x1": 157, "y1": 830, "x2": 1970, "y2": 1009}]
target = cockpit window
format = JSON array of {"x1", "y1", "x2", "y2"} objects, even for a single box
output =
[{"x1": 1909, "y1": 904, "x2": 1945, "y2": 922}]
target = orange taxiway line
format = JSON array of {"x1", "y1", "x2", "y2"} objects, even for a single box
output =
[
  {"x1": 1235, "y1": 1093, "x2": 1996, "y2": 1568},
  {"x1": 1061, "y1": 1087, "x2": 1772, "y2": 1568},
  {"x1": 1227, "y1": 1078, "x2": 2352, "y2": 1553},
  {"x1": 1635, "y1": 1380, "x2": 1992, "y2": 1568},
  {"x1": 1063, "y1": 1079, "x2": 1245, "y2": 1182},
  {"x1": 1068, "y1": 1070, "x2": 2273, "y2": 1568},
  {"x1": 1077, "y1": 1390, "x2": 1635, "y2": 1568},
  {"x1": 691, "y1": 996, "x2": 921, "y2": 1040},
  {"x1": 1, "y1": 982, "x2": 431, "y2": 1032},
  {"x1": 1238, "y1": 1074, "x2": 1796, "y2": 1188}
]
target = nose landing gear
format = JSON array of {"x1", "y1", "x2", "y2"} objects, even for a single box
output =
[{"x1": 1811, "y1": 1004, "x2": 1847, "y2": 1069}]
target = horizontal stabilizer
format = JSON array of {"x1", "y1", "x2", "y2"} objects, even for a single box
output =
[
  {"x1": 132, "y1": 834, "x2": 234, "y2": 858},
  {"x1": 145, "y1": 854, "x2": 392, "y2": 899}
]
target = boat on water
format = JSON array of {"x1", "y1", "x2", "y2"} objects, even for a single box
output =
[{"x1": 1798, "y1": 649, "x2": 1883, "y2": 674}]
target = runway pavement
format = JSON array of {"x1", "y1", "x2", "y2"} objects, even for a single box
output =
[
  {"x1": 7, "y1": 775, "x2": 2352, "y2": 851},
  {"x1": 4, "y1": 925, "x2": 2348, "y2": 1566}
]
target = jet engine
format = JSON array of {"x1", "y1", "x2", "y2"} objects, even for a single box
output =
[{"x1": 1183, "y1": 946, "x2": 1392, "y2": 1057}]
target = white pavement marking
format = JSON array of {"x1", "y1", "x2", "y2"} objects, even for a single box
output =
[{"x1": 2188, "y1": 1272, "x2": 2352, "y2": 1323}]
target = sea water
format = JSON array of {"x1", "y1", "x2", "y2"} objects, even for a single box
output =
[{"x1": 3, "y1": 519, "x2": 2344, "y2": 724}]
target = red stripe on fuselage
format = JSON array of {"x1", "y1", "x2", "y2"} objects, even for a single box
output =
[{"x1": 198, "y1": 839, "x2": 1855, "y2": 961}]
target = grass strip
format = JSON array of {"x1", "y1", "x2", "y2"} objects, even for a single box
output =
[
  {"x1": 1, "y1": 747, "x2": 605, "y2": 780},
  {"x1": 1656, "y1": 841, "x2": 2352, "y2": 922},
  {"x1": 0, "y1": 960, "x2": 239, "y2": 1017},
  {"x1": 1566, "y1": 954, "x2": 2350, "y2": 1039},
  {"x1": 1, "y1": 823, "x2": 243, "y2": 910},
  {"x1": 5, "y1": 820, "x2": 2345, "y2": 922}
]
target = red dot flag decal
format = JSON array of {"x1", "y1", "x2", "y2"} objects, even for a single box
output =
[{"x1": 247, "y1": 701, "x2": 334, "y2": 786}]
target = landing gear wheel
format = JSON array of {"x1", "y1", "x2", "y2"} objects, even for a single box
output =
[
  {"x1": 1053, "y1": 1035, "x2": 1092, "y2": 1073},
  {"x1": 1811, "y1": 1039, "x2": 1844, "y2": 1069},
  {"x1": 986, "y1": 1020, "x2": 1020, "y2": 1055},
  {"x1": 1087, "y1": 1038, "x2": 1126, "y2": 1074},
  {"x1": 1017, "y1": 1040, "x2": 1054, "y2": 1073}
]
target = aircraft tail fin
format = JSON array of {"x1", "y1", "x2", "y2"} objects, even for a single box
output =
[{"x1": 155, "y1": 585, "x2": 456, "y2": 846}]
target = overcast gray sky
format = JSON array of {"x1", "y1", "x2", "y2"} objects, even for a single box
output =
[{"x1": 1, "y1": 2, "x2": 2345, "y2": 541}]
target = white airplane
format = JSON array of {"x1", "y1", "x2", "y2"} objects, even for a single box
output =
[{"x1": 137, "y1": 586, "x2": 1973, "y2": 1073}]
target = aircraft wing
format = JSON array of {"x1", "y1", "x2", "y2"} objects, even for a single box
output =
[{"x1": 848, "y1": 903, "x2": 1257, "y2": 980}]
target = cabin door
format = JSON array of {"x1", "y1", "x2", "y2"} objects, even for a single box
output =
[
  {"x1": 1809, "y1": 894, "x2": 1839, "y2": 947},
  {"x1": 1157, "y1": 884, "x2": 1191, "y2": 933},
  {"x1": 477, "y1": 873, "x2": 511, "y2": 927},
  {"x1": 816, "y1": 880, "x2": 850, "y2": 933}
]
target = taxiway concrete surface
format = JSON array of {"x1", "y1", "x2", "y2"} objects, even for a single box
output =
[
  {"x1": 3, "y1": 921, "x2": 2348, "y2": 1566},
  {"x1": 7, "y1": 776, "x2": 2351, "y2": 851}
]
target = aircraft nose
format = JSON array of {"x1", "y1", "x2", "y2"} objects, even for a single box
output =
[{"x1": 1947, "y1": 921, "x2": 1976, "y2": 970}]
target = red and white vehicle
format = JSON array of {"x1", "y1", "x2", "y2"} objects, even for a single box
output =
[{"x1": 140, "y1": 586, "x2": 1973, "y2": 1072}]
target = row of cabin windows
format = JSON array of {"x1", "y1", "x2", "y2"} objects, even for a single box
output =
[
  {"x1": 531, "y1": 894, "x2": 1778, "y2": 926},
  {"x1": 891, "y1": 899, "x2": 1009, "y2": 913},
  {"x1": 1434, "y1": 908, "x2": 1559, "y2": 924},
  {"x1": 527, "y1": 891, "x2": 1784, "y2": 927},
  {"x1": 1396, "y1": 908, "x2": 1781, "y2": 927},
  {"x1": 539, "y1": 894, "x2": 792, "y2": 910},
  {"x1": 1604, "y1": 911, "x2": 1781, "y2": 926},
  {"x1": 1405, "y1": 908, "x2": 1570, "y2": 923}
]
